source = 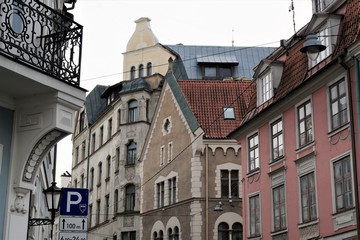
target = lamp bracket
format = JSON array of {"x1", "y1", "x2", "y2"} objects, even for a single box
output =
[{"x1": 29, "y1": 218, "x2": 53, "y2": 226}]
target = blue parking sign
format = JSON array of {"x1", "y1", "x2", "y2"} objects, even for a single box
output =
[{"x1": 60, "y1": 188, "x2": 88, "y2": 216}]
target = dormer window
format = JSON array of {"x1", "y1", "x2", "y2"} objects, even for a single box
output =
[
  {"x1": 260, "y1": 72, "x2": 272, "y2": 104},
  {"x1": 304, "y1": 14, "x2": 341, "y2": 68},
  {"x1": 197, "y1": 55, "x2": 238, "y2": 80},
  {"x1": 255, "y1": 60, "x2": 283, "y2": 107}
]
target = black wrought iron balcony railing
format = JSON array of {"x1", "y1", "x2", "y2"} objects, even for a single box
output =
[{"x1": 0, "y1": 0, "x2": 82, "y2": 86}]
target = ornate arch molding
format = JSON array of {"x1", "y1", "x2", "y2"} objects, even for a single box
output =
[
  {"x1": 22, "y1": 129, "x2": 67, "y2": 183},
  {"x1": 207, "y1": 144, "x2": 240, "y2": 156}
]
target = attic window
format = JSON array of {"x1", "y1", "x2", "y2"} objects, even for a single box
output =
[
  {"x1": 258, "y1": 72, "x2": 273, "y2": 105},
  {"x1": 223, "y1": 107, "x2": 235, "y2": 119}
]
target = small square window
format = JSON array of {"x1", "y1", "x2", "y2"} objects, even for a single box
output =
[{"x1": 224, "y1": 107, "x2": 235, "y2": 119}]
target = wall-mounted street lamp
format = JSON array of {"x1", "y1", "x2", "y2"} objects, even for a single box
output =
[
  {"x1": 300, "y1": 34, "x2": 327, "y2": 61},
  {"x1": 214, "y1": 201, "x2": 223, "y2": 212},
  {"x1": 29, "y1": 182, "x2": 62, "y2": 227}
]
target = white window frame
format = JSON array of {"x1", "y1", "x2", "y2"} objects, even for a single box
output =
[
  {"x1": 295, "y1": 98, "x2": 314, "y2": 149},
  {"x1": 247, "y1": 132, "x2": 260, "y2": 172},
  {"x1": 326, "y1": 75, "x2": 349, "y2": 133}
]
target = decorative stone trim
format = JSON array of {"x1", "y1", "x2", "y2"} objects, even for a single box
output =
[{"x1": 22, "y1": 130, "x2": 66, "y2": 182}]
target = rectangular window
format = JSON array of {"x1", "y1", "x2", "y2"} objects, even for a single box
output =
[
  {"x1": 297, "y1": 100, "x2": 313, "y2": 147},
  {"x1": 168, "y1": 142, "x2": 173, "y2": 162},
  {"x1": 96, "y1": 200, "x2": 101, "y2": 225},
  {"x1": 75, "y1": 146, "x2": 79, "y2": 164},
  {"x1": 82, "y1": 141, "x2": 86, "y2": 160},
  {"x1": 80, "y1": 174, "x2": 84, "y2": 188},
  {"x1": 329, "y1": 79, "x2": 348, "y2": 130},
  {"x1": 249, "y1": 194, "x2": 260, "y2": 237},
  {"x1": 99, "y1": 126, "x2": 104, "y2": 146},
  {"x1": 221, "y1": 169, "x2": 239, "y2": 197},
  {"x1": 160, "y1": 146, "x2": 165, "y2": 165},
  {"x1": 90, "y1": 168, "x2": 94, "y2": 191},
  {"x1": 121, "y1": 232, "x2": 136, "y2": 240},
  {"x1": 115, "y1": 147, "x2": 120, "y2": 171},
  {"x1": 79, "y1": 111, "x2": 85, "y2": 132},
  {"x1": 260, "y1": 73, "x2": 272, "y2": 104},
  {"x1": 273, "y1": 185, "x2": 286, "y2": 231},
  {"x1": 105, "y1": 195, "x2": 109, "y2": 220},
  {"x1": 334, "y1": 156, "x2": 353, "y2": 212},
  {"x1": 91, "y1": 133, "x2": 96, "y2": 153},
  {"x1": 88, "y1": 204, "x2": 92, "y2": 227},
  {"x1": 117, "y1": 108, "x2": 121, "y2": 128},
  {"x1": 300, "y1": 172, "x2": 317, "y2": 222},
  {"x1": 168, "y1": 177, "x2": 177, "y2": 204},
  {"x1": 157, "y1": 182, "x2": 165, "y2": 208},
  {"x1": 271, "y1": 119, "x2": 284, "y2": 161},
  {"x1": 248, "y1": 133, "x2": 259, "y2": 171},
  {"x1": 108, "y1": 118, "x2": 112, "y2": 140}
]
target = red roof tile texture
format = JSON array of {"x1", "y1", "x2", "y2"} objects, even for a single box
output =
[
  {"x1": 178, "y1": 80, "x2": 256, "y2": 139},
  {"x1": 241, "y1": 0, "x2": 359, "y2": 126}
]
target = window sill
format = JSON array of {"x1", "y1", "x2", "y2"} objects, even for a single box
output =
[
  {"x1": 295, "y1": 140, "x2": 315, "y2": 153},
  {"x1": 247, "y1": 168, "x2": 260, "y2": 177},
  {"x1": 271, "y1": 228, "x2": 288, "y2": 236},
  {"x1": 248, "y1": 235, "x2": 261, "y2": 240},
  {"x1": 328, "y1": 123, "x2": 350, "y2": 137},
  {"x1": 269, "y1": 156, "x2": 285, "y2": 166},
  {"x1": 298, "y1": 219, "x2": 319, "y2": 229}
]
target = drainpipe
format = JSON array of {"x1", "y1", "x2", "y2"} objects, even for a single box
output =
[
  {"x1": 86, "y1": 128, "x2": 91, "y2": 189},
  {"x1": 343, "y1": 57, "x2": 360, "y2": 237},
  {"x1": 352, "y1": 57, "x2": 360, "y2": 236},
  {"x1": 205, "y1": 144, "x2": 209, "y2": 240}
]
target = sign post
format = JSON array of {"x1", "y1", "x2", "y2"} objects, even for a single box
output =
[{"x1": 59, "y1": 188, "x2": 89, "y2": 240}]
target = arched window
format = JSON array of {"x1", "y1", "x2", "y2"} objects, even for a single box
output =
[
  {"x1": 158, "y1": 230, "x2": 163, "y2": 240},
  {"x1": 153, "y1": 232, "x2": 157, "y2": 240},
  {"x1": 232, "y1": 223, "x2": 243, "y2": 240},
  {"x1": 125, "y1": 184, "x2": 135, "y2": 212},
  {"x1": 174, "y1": 226, "x2": 179, "y2": 240},
  {"x1": 168, "y1": 228, "x2": 173, "y2": 240},
  {"x1": 218, "y1": 222, "x2": 230, "y2": 240},
  {"x1": 147, "y1": 62, "x2": 152, "y2": 76},
  {"x1": 128, "y1": 100, "x2": 138, "y2": 123},
  {"x1": 139, "y1": 64, "x2": 144, "y2": 77},
  {"x1": 130, "y1": 66, "x2": 135, "y2": 80},
  {"x1": 127, "y1": 141, "x2": 136, "y2": 165}
]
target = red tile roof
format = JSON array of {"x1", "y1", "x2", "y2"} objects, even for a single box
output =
[
  {"x1": 178, "y1": 80, "x2": 256, "y2": 139},
  {"x1": 240, "y1": 0, "x2": 359, "y2": 127}
]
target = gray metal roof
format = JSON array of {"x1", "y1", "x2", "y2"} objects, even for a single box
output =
[
  {"x1": 85, "y1": 85, "x2": 108, "y2": 125},
  {"x1": 165, "y1": 44, "x2": 275, "y2": 79}
]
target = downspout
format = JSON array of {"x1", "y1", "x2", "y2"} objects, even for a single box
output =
[
  {"x1": 86, "y1": 128, "x2": 91, "y2": 189},
  {"x1": 342, "y1": 57, "x2": 360, "y2": 237},
  {"x1": 205, "y1": 144, "x2": 209, "y2": 240},
  {"x1": 353, "y1": 57, "x2": 360, "y2": 236}
]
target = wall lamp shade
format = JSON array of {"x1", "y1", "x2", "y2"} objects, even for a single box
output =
[
  {"x1": 44, "y1": 182, "x2": 62, "y2": 212},
  {"x1": 214, "y1": 202, "x2": 223, "y2": 212},
  {"x1": 300, "y1": 34, "x2": 326, "y2": 61}
]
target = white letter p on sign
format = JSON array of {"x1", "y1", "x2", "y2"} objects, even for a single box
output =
[{"x1": 66, "y1": 191, "x2": 82, "y2": 212}]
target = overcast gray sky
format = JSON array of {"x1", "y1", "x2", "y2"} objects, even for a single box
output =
[{"x1": 56, "y1": 0, "x2": 313, "y2": 183}]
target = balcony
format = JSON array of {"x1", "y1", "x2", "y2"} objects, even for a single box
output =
[{"x1": 0, "y1": 0, "x2": 82, "y2": 86}]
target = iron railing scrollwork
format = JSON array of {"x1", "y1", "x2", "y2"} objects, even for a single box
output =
[{"x1": 0, "y1": 0, "x2": 82, "y2": 86}]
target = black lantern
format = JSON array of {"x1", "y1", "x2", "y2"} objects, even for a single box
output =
[
  {"x1": 29, "y1": 182, "x2": 62, "y2": 227},
  {"x1": 44, "y1": 182, "x2": 62, "y2": 215}
]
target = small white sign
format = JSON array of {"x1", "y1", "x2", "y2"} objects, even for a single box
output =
[
  {"x1": 59, "y1": 232, "x2": 87, "y2": 240},
  {"x1": 59, "y1": 217, "x2": 88, "y2": 231}
]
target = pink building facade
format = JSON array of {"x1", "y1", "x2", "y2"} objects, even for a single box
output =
[{"x1": 230, "y1": 0, "x2": 360, "y2": 239}]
